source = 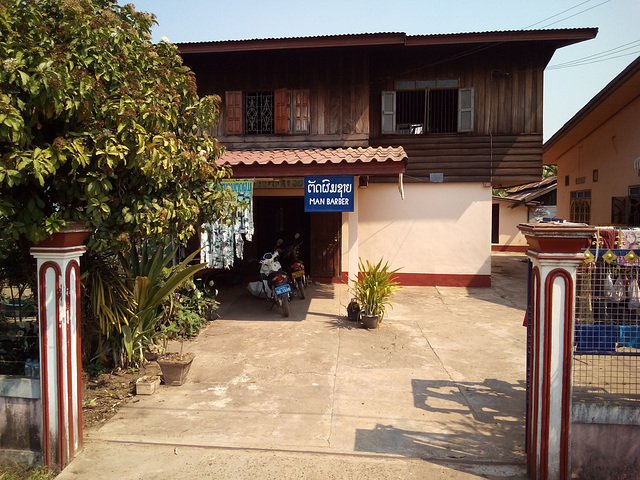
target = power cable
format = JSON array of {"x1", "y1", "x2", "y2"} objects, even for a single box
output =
[
  {"x1": 523, "y1": 0, "x2": 596, "y2": 29},
  {"x1": 548, "y1": 39, "x2": 640, "y2": 69},
  {"x1": 534, "y1": 0, "x2": 611, "y2": 28}
]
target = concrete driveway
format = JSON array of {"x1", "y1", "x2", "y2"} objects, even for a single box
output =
[{"x1": 57, "y1": 253, "x2": 530, "y2": 479}]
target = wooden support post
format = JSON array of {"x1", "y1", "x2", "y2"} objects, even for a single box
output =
[
  {"x1": 518, "y1": 222, "x2": 595, "y2": 480},
  {"x1": 30, "y1": 225, "x2": 87, "y2": 470}
]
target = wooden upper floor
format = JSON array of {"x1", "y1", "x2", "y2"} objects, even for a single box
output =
[{"x1": 179, "y1": 30, "x2": 596, "y2": 187}]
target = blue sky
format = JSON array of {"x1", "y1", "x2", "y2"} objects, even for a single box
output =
[{"x1": 131, "y1": 0, "x2": 640, "y2": 141}]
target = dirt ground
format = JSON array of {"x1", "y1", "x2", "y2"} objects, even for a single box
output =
[{"x1": 82, "y1": 362, "x2": 161, "y2": 430}]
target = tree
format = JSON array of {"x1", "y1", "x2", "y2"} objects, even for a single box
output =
[{"x1": 0, "y1": 0, "x2": 230, "y2": 252}]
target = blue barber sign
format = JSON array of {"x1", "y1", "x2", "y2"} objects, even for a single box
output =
[{"x1": 304, "y1": 175, "x2": 354, "y2": 212}]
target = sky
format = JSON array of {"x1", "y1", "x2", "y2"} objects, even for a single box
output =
[{"x1": 130, "y1": 0, "x2": 640, "y2": 142}]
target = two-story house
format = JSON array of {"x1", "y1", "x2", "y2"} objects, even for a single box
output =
[{"x1": 178, "y1": 29, "x2": 596, "y2": 286}]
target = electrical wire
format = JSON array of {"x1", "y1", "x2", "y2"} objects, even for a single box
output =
[
  {"x1": 548, "y1": 39, "x2": 640, "y2": 70},
  {"x1": 533, "y1": 0, "x2": 612, "y2": 29},
  {"x1": 523, "y1": 0, "x2": 597, "y2": 29}
]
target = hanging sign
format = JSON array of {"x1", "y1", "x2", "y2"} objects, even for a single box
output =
[
  {"x1": 304, "y1": 175, "x2": 354, "y2": 212},
  {"x1": 220, "y1": 178, "x2": 253, "y2": 206}
]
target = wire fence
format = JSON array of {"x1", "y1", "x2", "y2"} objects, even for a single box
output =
[{"x1": 574, "y1": 230, "x2": 640, "y2": 404}]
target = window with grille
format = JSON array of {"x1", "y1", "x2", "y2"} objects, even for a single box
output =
[
  {"x1": 381, "y1": 82, "x2": 473, "y2": 135},
  {"x1": 225, "y1": 89, "x2": 309, "y2": 136},
  {"x1": 245, "y1": 92, "x2": 274, "y2": 135},
  {"x1": 570, "y1": 190, "x2": 591, "y2": 223}
]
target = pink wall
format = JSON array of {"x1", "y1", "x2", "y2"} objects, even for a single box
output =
[{"x1": 555, "y1": 96, "x2": 640, "y2": 224}]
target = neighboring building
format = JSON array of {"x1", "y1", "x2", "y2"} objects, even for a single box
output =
[
  {"x1": 492, "y1": 176, "x2": 557, "y2": 251},
  {"x1": 544, "y1": 55, "x2": 640, "y2": 226},
  {"x1": 179, "y1": 29, "x2": 596, "y2": 286}
]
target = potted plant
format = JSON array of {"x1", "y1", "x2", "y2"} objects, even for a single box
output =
[
  {"x1": 351, "y1": 258, "x2": 401, "y2": 329},
  {"x1": 156, "y1": 280, "x2": 218, "y2": 385}
]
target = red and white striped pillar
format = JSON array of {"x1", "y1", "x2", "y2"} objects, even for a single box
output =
[
  {"x1": 518, "y1": 223, "x2": 595, "y2": 480},
  {"x1": 30, "y1": 225, "x2": 88, "y2": 469}
]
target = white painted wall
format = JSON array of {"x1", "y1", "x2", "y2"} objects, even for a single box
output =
[
  {"x1": 494, "y1": 201, "x2": 529, "y2": 246},
  {"x1": 344, "y1": 183, "x2": 492, "y2": 277}
]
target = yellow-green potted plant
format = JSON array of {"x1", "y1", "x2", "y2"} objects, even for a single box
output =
[{"x1": 351, "y1": 258, "x2": 401, "y2": 329}]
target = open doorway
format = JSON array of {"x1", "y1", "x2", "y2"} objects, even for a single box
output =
[{"x1": 252, "y1": 197, "x2": 342, "y2": 280}]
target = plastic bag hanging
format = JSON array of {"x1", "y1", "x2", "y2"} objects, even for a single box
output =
[{"x1": 629, "y1": 277, "x2": 640, "y2": 310}]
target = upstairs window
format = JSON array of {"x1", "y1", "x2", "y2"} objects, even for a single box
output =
[
  {"x1": 225, "y1": 89, "x2": 309, "y2": 136},
  {"x1": 382, "y1": 80, "x2": 473, "y2": 134},
  {"x1": 245, "y1": 92, "x2": 274, "y2": 134}
]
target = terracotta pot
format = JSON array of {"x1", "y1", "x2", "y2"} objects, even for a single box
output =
[
  {"x1": 361, "y1": 313, "x2": 379, "y2": 329},
  {"x1": 157, "y1": 352, "x2": 195, "y2": 386}
]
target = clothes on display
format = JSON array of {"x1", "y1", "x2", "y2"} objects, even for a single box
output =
[{"x1": 201, "y1": 179, "x2": 254, "y2": 269}]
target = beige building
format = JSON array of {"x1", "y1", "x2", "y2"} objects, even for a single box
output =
[{"x1": 544, "y1": 56, "x2": 640, "y2": 226}]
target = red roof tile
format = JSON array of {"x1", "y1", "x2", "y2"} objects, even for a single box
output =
[{"x1": 217, "y1": 147, "x2": 407, "y2": 167}]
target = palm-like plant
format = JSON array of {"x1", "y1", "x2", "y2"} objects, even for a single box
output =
[
  {"x1": 117, "y1": 244, "x2": 205, "y2": 367},
  {"x1": 351, "y1": 258, "x2": 401, "y2": 327}
]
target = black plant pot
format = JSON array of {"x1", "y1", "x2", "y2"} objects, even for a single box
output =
[
  {"x1": 157, "y1": 352, "x2": 195, "y2": 386},
  {"x1": 361, "y1": 314, "x2": 379, "y2": 329}
]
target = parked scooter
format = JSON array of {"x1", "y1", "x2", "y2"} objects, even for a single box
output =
[
  {"x1": 258, "y1": 244, "x2": 291, "y2": 317},
  {"x1": 280, "y1": 233, "x2": 307, "y2": 300}
]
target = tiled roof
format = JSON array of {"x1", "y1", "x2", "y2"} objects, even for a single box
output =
[{"x1": 217, "y1": 147, "x2": 407, "y2": 167}]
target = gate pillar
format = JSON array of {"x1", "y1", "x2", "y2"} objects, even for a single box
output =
[
  {"x1": 518, "y1": 223, "x2": 594, "y2": 480},
  {"x1": 30, "y1": 225, "x2": 88, "y2": 469}
]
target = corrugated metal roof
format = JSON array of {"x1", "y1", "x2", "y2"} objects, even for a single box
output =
[
  {"x1": 496, "y1": 176, "x2": 557, "y2": 205},
  {"x1": 217, "y1": 146, "x2": 407, "y2": 167},
  {"x1": 506, "y1": 175, "x2": 557, "y2": 194},
  {"x1": 177, "y1": 29, "x2": 597, "y2": 54}
]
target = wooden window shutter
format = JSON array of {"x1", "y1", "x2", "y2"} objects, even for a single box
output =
[
  {"x1": 458, "y1": 87, "x2": 474, "y2": 132},
  {"x1": 225, "y1": 91, "x2": 243, "y2": 135},
  {"x1": 381, "y1": 91, "x2": 396, "y2": 134},
  {"x1": 293, "y1": 90, "x2": 309, "y2": 133},
  {"x1": 274, "y1": 88, "x2": 289, "y2": 134}
]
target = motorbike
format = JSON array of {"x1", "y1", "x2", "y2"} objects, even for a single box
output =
[
  {"x1": 257, "y1": 245, "x2": 291, "y2": 317},
  {"x1": 279, "y1": 233, "x2": 307, "y2": 300}
]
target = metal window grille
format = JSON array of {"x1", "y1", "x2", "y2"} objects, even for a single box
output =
[
  {"x1": 574, "y1": 255, "x2": 640, "y2": 403},
  {"x1": 428, "y1": 89, "x2": 458, "y2": 133},
  {"x1": 245, "y1": 92, "x2": 274, "y2": 135}
]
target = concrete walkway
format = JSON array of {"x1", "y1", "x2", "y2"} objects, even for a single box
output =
[{"x1": 57, "y1": 253, "x2": 531, "y2": 479}]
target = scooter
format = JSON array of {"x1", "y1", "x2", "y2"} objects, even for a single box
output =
[
  {"x1": 280, "y1": 233, "x2": 307, "y2": 300},
  {"x1": 258, "y1": 247, "x2": 291, "y2": 317}
]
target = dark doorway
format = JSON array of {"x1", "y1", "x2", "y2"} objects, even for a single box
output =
[
  {"x1": 251, "y1": 197, "x2": 343, "y2": 280},
  {"x1": 252, "y1": 196, "x2": 311, "y2": 268},
  {"x1": 491, "y1": 203, "x2": 500, "y2": 244}
]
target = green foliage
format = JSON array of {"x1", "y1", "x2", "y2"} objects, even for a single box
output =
[
  {"x1": 81, "y1": 242, "x2": 205, "y2": 369},
  {"x1": 159, "y1": 280, "x2": 218, "y2": 353},
  {"x1": 116, "y1": 243, "x2": 205, "y2": 368},
  {"x1": 0, "y1": 0, "x2": 231, "y2": 251},
  {"x1": 351, "y1": 258, "x2": 401, "y2": 327},
  {"x1": 0, "y1": 461, "x2": 57, "y2": 480},
  {"x1": 543, "y1": 164, "x2": 557, "y2": 178}
]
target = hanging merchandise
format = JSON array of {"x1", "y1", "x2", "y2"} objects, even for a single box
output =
[
  {"x1": 201, "y1": 179, "x2": 254, "y2": 269},
  {"x1": 629, "y1": 276, "x2": 640, "y2": 310}
]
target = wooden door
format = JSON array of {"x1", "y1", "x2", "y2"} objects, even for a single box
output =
[
  {"x1": 310, "y1": 213, "x2": 342, "y2": 278},
  {"x1": 491, "y1": 203, "x2": 500, "y2": 244}
]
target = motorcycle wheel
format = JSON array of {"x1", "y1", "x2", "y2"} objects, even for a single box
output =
[
  {"x1": 281, "y1": 295, "x2": 290, "y2": 317},
  {"x1": 296, "y1": 277, "x2": 306, "y2": 299}
]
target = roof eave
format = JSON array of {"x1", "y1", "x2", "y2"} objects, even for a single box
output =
[
  {"x1": 544, "y1": 55, "x2": 640, "y2": 162},
  {"x1": 177, "y1": 28, "x2": 598, "y2": 55}
]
